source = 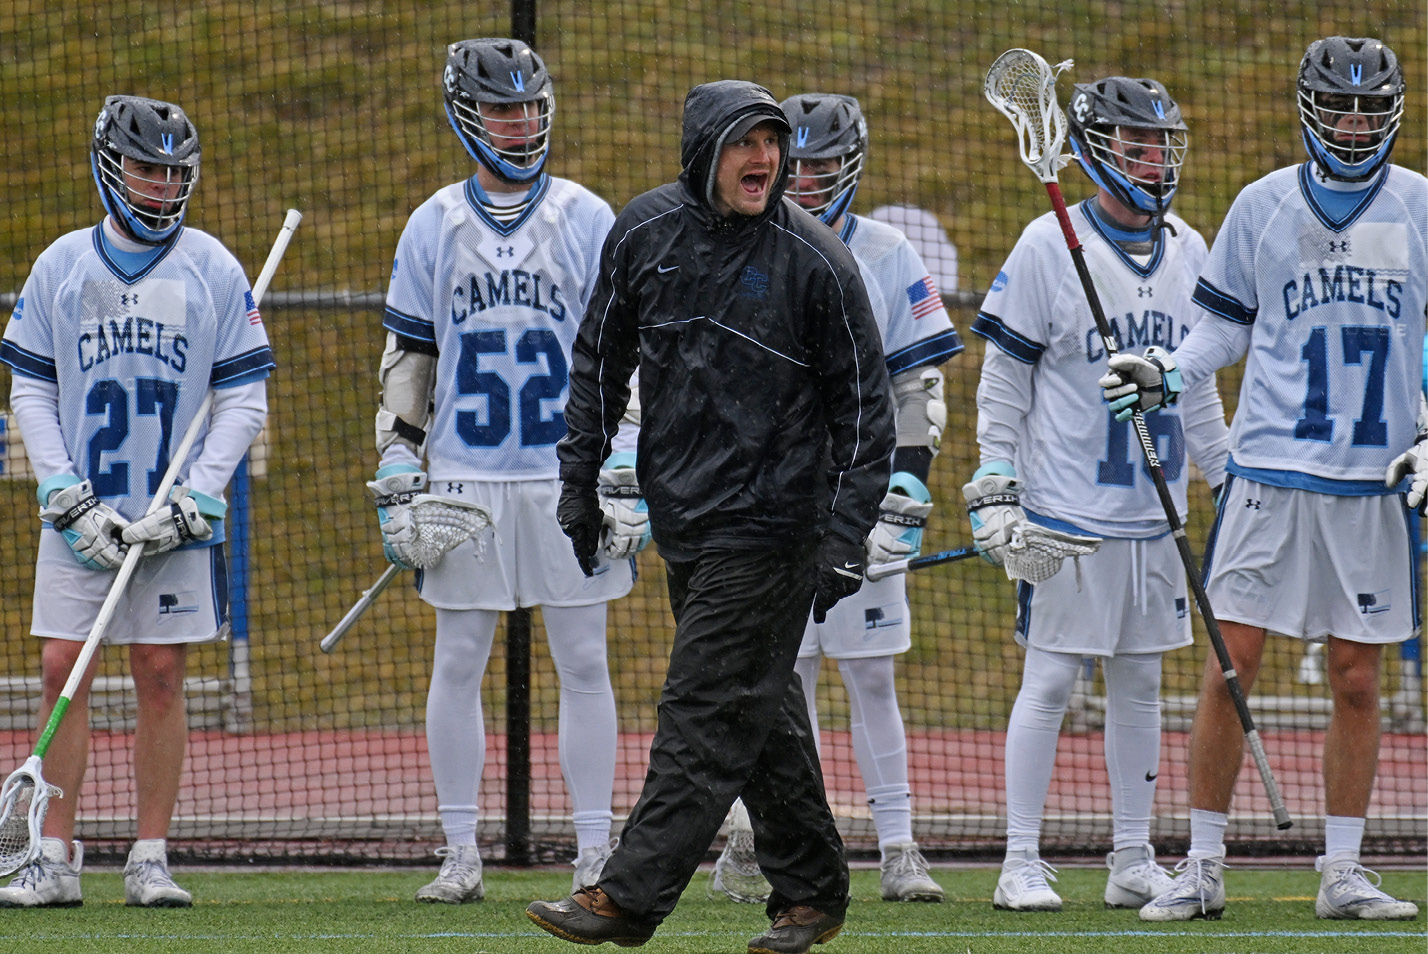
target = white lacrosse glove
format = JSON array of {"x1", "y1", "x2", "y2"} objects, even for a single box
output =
[
  {"x1": 1386, "y1": 436, "x2": 1428, "y2": 515},
  {"x1": 865, "y1": 472, "x2": 934, "y2": 568},
  {"x1": 1099, "y1": 346, "x2": 1183, "y2": 421},
  {"x1": 598, "y1": 452, "x2": 651, "y2": 559},
  {"x1": 368, "y1": 463, "x2": 427, "y2": 569},
  {"x1": 962, "y1": 461, "x2": 1026, "y2": 567},
  {"x1": 37, "y1": 476, "x2": 129, "y2": 571},
  {"x1": 121, "y1": 486, "x2": 222, "y2": 554}
]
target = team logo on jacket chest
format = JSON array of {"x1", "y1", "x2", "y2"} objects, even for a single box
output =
[
  {"x1": 1281, "y1": 264, "x2": 1402, "y2": 321},
  {"x1": 452, "y1": 269, "x2": 568, "y2": 323},
  {"x1": 739, "y1": 266, "x2": 769, "y2": 299}
]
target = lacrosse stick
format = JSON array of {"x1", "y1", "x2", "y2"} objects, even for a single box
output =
[
  {"x1": 320, "y1": 495, "x2": 493, "y2": 653},
  {"x1": 0, "y1": 209, "x2": 303, "y2": 876},
  {"x1": 986, "y1": 49, "x2": 1291, "y2": 830},
  {"x1": 865, "y1": 545, "x2": 978, "y2": 582}
]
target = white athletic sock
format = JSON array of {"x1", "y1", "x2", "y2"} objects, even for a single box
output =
[
  {"x1": 428, "y1": 608, "x2": 498, "y2": 845},
  {"x1": 1323, "y1": 815, "x2": 1365, "y2": 861},
  {"x1": 839, "y1": 656, "x2": 914, "y2": 849},
  {"x1": 1004, "y1": 647, "x2": 1081, "y2": 853},
  {"x1": 1101, "y1": 653, "x2": 1163, "y2": 851},
  {"x1": 544, "y1": 603, "x2": 616, "y2": 850},
  {"x1": 1188, "y1": 808, "x2": 1229, "y2": 857}
]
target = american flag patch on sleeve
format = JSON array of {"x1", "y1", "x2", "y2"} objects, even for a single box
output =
[
  {"x1": 905, "y1": 276, "x2": 942, "y2": 320},
  {"x1": 245, "y1": 290, "x2": 263, "y2": 326}
]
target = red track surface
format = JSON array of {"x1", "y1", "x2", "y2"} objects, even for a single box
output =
[{"x1": 2, "y1": 728, "x2": 1422, "y2": 821}]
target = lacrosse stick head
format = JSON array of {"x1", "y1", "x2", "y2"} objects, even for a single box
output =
[
  {"x1": 985, "y1": 48, "x2": 1075, "y2": 183},
  {"x1": 400, "y1": 495, "x2": 493, "y2": 569},
  {"x1": 0, "y1": 757, "x2": 58, "y2": 877},
  {"x1": 1003, "y1": 524, "x2": 1102, "y2": 584}
]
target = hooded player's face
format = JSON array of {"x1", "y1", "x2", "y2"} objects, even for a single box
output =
[{"x1": 712, "y1": 120, "x2": 781, "y2": 218}]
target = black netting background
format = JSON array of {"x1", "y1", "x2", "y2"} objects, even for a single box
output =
[{"x1": 0, "y1": 2, "x2": 1422, "y2": 864}]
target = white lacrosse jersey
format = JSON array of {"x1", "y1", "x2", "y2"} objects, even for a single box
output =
[
  {"x1": 974, "y1": 200, "x2": 1228, "y2": 538},
  {"x1": 842, "y1": 214, "x2": 962, "y2": 374},
  {"x1": 384, "y1": 175, "x2": 613, "y2": 482},
  {"x1": 1, "y1": 224, "x2": 275, "y2": 526},
  {"x1": 1182, "y1": 163, "x2": 1428, "y2": 492}
]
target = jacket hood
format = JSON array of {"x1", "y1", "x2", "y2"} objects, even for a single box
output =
[{"x1": 678, "y1": 80, "x2": 791, "y2": 223}]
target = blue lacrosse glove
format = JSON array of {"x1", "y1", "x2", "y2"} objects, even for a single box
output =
[
  {"x1": 368, "y1": 463, "x2": 427, "y2": 569},
  {"x1": 865, "y1": 472, "x2": 934, "y2": 568},
  {"x1": 37, "y1": 475, "x2": 129, "y2": 571},
  {"x1": 1098, "y1": 346, "x2": 1182, "y2": 421},
  {"x1": 961, "y1": 461, "x2": 1026, "y2": 567},
  {"x1": 598, "y1": 452, "x2": 651, "y2": 559}
]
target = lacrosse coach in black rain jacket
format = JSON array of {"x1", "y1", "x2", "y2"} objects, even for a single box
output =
[{"x1": 529, "y1": 80, "x2": 894, "y2": 952}]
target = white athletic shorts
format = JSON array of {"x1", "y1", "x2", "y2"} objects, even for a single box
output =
[
  {"x1": 1203, "y1": 478, "x2": 1419, "y2": 644},
  {"x1": 414, "y1": 477, "x2": 634, "y2": 611},
  {"x1": 1015, "y1": 534, "x2": 1191, "y2": 657},
  {"x1": 798, "y1": 573, "x2": 911, "y2": 659},
  {"x1": 32, "y1": 531, "x2": 228, "y2": 645}
]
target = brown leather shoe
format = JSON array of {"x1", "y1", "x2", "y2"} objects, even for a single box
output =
[
  {"x1": 526, "y1": 886, "x2": 657, "y2": 947},
  {"x1": 748, "y1": 904, "x2": 844, "y2": 954}
]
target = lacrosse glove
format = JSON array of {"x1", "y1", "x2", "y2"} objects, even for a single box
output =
[
  {"x1": 1099, "y1": 346, "x2": 1183, "y2": 421},
  {"x1": 558, "y1": 477, "x2": 604, "y2": 578},
  {"x1": 121, "y1": 486, "x2": 223, "y2": 555},
  {"x1": 368, "y1": 463, "x2": 427, "y2": 569},
  {"x1": 962, "y1": 461, "x2": 1026, "y2": 567},
  {"x1": 1386, "y1": 434, "x2": 1428, "y2": 516},
  {"x1": 812, "y1": 532, "x2": 865, "y2": 624},
  {"x1": 598, "y1": 452, "x2": 651, "y2": 560},
  {"x1": 865, "y1": 472, "x2": 934, "y2": 568},
  {"x1": 37, "y1": 476, "x2": 129, "y2": 571}
]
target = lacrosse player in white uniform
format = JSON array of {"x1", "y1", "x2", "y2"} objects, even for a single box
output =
[
  {"x1": 969, "y1": 76, "x2": 1229, "y2": 913},
  {"x1": 1105, "y1": 37, "x2": 1424, "y2": 923},
  {"x1": 0, "y1": 96, "x2": 273, "y2": 908},
  {"x1": 708, "y1": 93, "x2": 962, "y2": 906},
  {"x1": 372, "y1": 39, "x2": 638, "y2": 903}
]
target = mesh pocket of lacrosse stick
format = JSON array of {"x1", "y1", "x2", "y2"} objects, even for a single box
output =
[
  {"x1": 1002, "y1": 524, "x2": 1102, "y2": 584},
  {"x1": 0, "y1": 757, "x2": 58, "y2": 876},
  {"x1": 400, "y1": 495, "x2": 493, "y2": 569},
  {"x1": 984, "y1": 48, "x2": 1075, "y2": 183}
]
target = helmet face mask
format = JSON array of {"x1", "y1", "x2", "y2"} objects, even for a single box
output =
[
  {"x1": 444, "y1": 38, "x2": 554, "y2": 183},
  {"x1": 1067, "y1": 77, "x2": 1187, "y2": 218},
  {"x1": 779, "y1": 93, "x2": 867, "y2": 224},
  {"x1": 1297, "y1": 37, "x2": 1403, "y2": 182},
  {"x1": 90, "y1": 95, "x2": 199, "y2": 245}
]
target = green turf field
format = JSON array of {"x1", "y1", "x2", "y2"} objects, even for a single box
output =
[{"x1": 0, "y1": 864, "x2": 1422, "y2": 954}]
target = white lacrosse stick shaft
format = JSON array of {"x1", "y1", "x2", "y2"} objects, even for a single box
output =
[{"x1": 320, "y1": 564, "x2": 400, "y2": 653}]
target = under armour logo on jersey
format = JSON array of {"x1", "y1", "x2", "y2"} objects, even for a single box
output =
[
  {"x1": 1328, "y1": 239, "x2": 1351, "y2": 254},
  {"x1": 510, "y1": 71, "x2": 525, "y2": 92},
  {"x1": 160, "y1": 132, "x2": 174, "y2": 155},
  {"x1": 1350, "y1": 64, "x2": 1363, "y2": 86},
  {"x1": 495, "y1": 246, "x2": 515, "y2": 257},
  {"x1": 121, "y1": 293, "x2": 138, "y2": 307},
  {"x1": 1137, "y1": 286, "x2": 1153, "y2": 298},
  {"x1": 1244, "y1": 497, "x2": 1261, "y2": 510},
  {"x1": 796, "y1": 127, "x2": 810, "y2": 147},
  {"x1": 446, "y1": 482, "x2": 464, "y2": 493}
]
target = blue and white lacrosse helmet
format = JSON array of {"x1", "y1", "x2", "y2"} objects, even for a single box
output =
[
  {"x1": 1067, "y1": 76, "x2": 1187, "y2": 218},
  {"x1": 443, "y1": 37, "x2": 554, "y2": 184},
  {"x1": 779, "y1": 92, "x2": 867, "y2": 225},
  {"x1": 90, "y1": 95, "x2": 200, "y2": 245},
  {"x1": 1297, "y1": 36, "x2": 1404, "y2": 182}
]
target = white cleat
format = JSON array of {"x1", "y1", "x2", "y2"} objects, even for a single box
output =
[
  {"x1": 415, "y1": 844, "x2": 484, "y2": 903},
  {"x1": 124, "y1": 841, "x2": 192, "y2": 907},
  {"x1": 1138, "y1": 851, "x2": 1226, "y2": 921},
  {"x1": 993, "y1": 851, "x2": 1062, "y2": 911},
  {"x1": 1315, "y1": 855, "x2": 1419, "y2": 920},
  {"x1": 1104, "y1": 844, "x2": 1177, "y2": 909},
  {"x1": 0, "y1": 837, "x2": 82, "y2": 908},
  {"x1": 879, "y1": 842, "x2": 944, "y2": 902},
  {"x1": 572, "y1": 837, "x2": 618, "y2": 893},
  {"x1": 709, "y1": 825, "x2": 770, "y2": 903}
]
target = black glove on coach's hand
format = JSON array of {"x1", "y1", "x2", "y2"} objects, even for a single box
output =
[
  {"x1": 557, "y1": 481, "x2": 604, "y2": 577},
  {"x1": 812, "y1": 533, "x2": 865, "y2": 624}
]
